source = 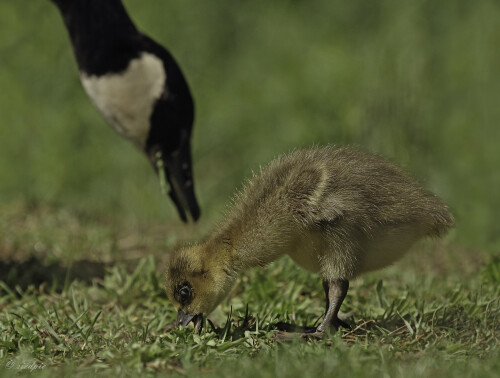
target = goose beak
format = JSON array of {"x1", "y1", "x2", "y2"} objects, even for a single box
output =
[
  {"x1": 177, "y1": 310, "x2": 203, "y2": 333},
  {"x1": 153, "y1": 146, "x2": 201, "y2": 222},
  {"x1": 177, "y1": 309, "x2": 195, "y2": 327}
]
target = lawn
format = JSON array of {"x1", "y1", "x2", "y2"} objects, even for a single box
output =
[{"x1": 1, "y1": 0, "x2": 499, "y2": 376}]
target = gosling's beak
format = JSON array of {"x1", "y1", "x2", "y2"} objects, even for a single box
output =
[
  {"x1": 177, "y1": 310, "x2": 203, "y2": 333},
  {"x1": 177, "y1": 309, "x2": 195, "y2": 327}
]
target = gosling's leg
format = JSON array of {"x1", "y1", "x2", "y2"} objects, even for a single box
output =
[
  {"x1": 322, "y1": 280, "x2": 330, "y2": 314},
  {"x1": 274, "y1": 279, "x2": 350, "y2": 340},
  {"x1": 315, "y1": 279, "x2": 350, "y2": 335}
]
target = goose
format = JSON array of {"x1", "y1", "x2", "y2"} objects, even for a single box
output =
[
  {"x1": 165, "y1": 146, "x2": 454, "y2": 336},
  {"x1": 51, "y1": 0, "x2": 200, "y2": 221}
]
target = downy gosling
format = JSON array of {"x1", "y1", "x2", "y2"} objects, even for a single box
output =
[{"x1": 165, "y1": 146, "x2": 454, "y2": 337}]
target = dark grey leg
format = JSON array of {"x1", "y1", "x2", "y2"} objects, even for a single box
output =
[
  {"x1": 275, "y1": 280, "x2": 334, "y2": 334},
  {"x1": 274, "y1": 279, "x2": 350, "y2": 340},
  {"x1": 316, "y1": 279, "x2": 350, "y2": 335},
  {"x1": 322, "y1": 280, "x2": 330, "y2": 314}
]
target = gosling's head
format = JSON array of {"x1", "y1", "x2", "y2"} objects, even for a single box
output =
[{"x1": 165, "y1": 243, "x2": 236, "y2": 331}]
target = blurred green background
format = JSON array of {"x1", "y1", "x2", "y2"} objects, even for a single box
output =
[{"x1": 0, "y1": 0, "x2": 499, "y2": 251}]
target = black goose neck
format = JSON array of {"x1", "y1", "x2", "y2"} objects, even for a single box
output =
[{"x1": 53, "y1": 0, "x2": 141, "y2": 74}]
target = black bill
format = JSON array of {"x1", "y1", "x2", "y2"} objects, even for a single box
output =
[
  {"x1": 163, "y1": 144, "x2": 200, "y2": 223},
  {"x1": 177, "y1": 310, "x2": 203, "y2": 333},
  {"x1": 153, "y1": 144, "x2": 200, "y2": 223}
]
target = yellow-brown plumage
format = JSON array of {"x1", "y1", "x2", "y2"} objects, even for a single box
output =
[{"x1": 165, "y1": 146, "x2": 454, "y2": 335}]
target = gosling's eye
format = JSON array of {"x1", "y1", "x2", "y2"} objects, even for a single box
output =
[
  {"x1": 179, "y1": 287, "x2": 190, "y2": 302},
  {"x1": 175, "y1": 282, "x2": 193, "y2": 305}
]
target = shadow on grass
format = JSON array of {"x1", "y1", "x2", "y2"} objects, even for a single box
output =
[{"x1": 0, "y1": 257, "x2": 108, "y2": 292}]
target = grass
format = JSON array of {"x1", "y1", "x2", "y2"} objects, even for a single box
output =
[
  {"x1": 1, "y1": 0, "x2": 500, "y2": 376},
  {"x1": 0, "y1": 206, "x2": 499, "y2": 376},
  {"x1": 0, "y1": 224, "x2": 498, "y2": 376}
]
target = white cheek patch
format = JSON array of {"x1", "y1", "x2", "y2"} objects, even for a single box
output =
[{"x1": 80, "y1": 52, "x2": 166, "y2": 149}]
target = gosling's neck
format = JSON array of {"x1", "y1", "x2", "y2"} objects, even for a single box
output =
[{"x1": 204, "y1": 215, "x2": 290, "y2": 273}]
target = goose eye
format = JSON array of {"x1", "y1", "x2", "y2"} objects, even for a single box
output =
[
  {"x1": 180, "y1": 287, "x2": 190, "y2": 301},
  {"x1": 175, "y1": 283, "x2": 193, "y2": 305}
]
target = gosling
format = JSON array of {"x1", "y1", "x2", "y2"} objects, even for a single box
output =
[{"x1": 165, "y1": 146, "x2": 454, "y2": 337}]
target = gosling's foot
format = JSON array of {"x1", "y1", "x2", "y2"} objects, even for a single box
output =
[
  {"x1": 274, "y1": 317, "x2": 351, "y2": 341},
  {"x1": 273, "y1": 322, "x2": 320, "y2": 341},
  {"x1": 274, "y1": 321, "x2": 317, "y2": 333},
  {"x1": 333, "y1": 316, "x2": 351, "y2": 330},
  {"x1": 273, "y1": 312, "x2": 353, "y2": 333},
  {"x1": 316, "y1": 315, "x2": 352, "y2": 334}
]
